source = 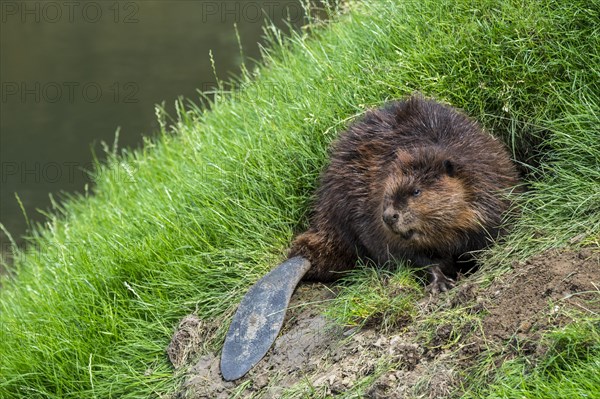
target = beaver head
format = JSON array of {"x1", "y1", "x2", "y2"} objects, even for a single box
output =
[{"x1": 380, "y1": 148, "x2": 482, "y2": 249}]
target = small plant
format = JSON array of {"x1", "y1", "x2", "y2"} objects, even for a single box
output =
[{"x1": 326, "y1": 263, "x2": 422, "y2": 330}]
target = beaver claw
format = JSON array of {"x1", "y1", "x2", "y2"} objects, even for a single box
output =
[
  {"x1": 220, "y1": 256, "x2": 311, "y2": 381},
  {"x1": 426, "y1": 265, "x2": 456, "y2": 294}
]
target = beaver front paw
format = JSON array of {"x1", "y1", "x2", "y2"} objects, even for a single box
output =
[{"x1": 426, "y1": 265, "x2": 456, "y2": 294}]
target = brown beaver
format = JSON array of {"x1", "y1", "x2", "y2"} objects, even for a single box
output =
[
  {"x1": 289, "y1": 95, "x2": 520, "y2": 291},
  {"x1": 220, "y1": 95, "x2": 521, "y2": 381}
]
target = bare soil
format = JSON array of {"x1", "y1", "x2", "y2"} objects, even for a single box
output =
[{"x1": 168, "y1": 249, "x2": 599, "y2": 398}]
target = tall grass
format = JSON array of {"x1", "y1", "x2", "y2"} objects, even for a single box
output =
[{"x1": 1, "y1": 0, "x2": 598, "y2": 397}]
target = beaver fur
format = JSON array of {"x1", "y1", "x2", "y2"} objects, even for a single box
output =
[{"x1": 289, "y1": 95, "x2": 520, "y2": 291}]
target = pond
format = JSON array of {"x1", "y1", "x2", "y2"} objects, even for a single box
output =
[{"x1": 0, "y1": 1, "x2": 309, "y2": 255}]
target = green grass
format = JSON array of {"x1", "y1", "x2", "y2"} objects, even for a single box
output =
[
  {"x1": 463, "y1": 312, "x2": 600, "y2": 399},
  {"x1": 1, "y1": 0, "x2": 599, "y2": 398},
  {"x1": 324, "y1": 263, "x2": 422, "y2": 330}
]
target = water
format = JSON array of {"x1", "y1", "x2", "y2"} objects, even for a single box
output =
[{"x1": 0, "y1": 1, "x2": 307, "y2": 255}]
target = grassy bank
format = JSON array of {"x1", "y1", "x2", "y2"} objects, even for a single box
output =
[{"x1": 1, "y1": 0, "x2": 598, "y2": 398}]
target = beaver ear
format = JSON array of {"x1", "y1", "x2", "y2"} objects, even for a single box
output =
[{"x1": 443, "y1": 159, "x2": 455, "y2": 177}]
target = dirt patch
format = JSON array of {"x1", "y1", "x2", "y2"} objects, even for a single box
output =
[
  {"x1": 169, "y1": 249, "x2": 599, "y2": 398},
  {"x1": 483, "y1": 249, "x2": 598, "y2": 342},
  {"x1": 367, "y1": 249, "x2": 599, "y2": 398}
]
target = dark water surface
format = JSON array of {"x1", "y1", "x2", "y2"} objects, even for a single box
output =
[{"x1": 1, "y1": 1, "x2": 306, "y2": 254}]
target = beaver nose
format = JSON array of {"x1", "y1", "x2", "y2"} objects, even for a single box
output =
[{"x1": 382, "y1": 209, "x2": 400, "y2": 226}]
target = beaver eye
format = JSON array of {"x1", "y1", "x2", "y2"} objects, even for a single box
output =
[{"x1": 412, "y1": 189, "x2": 421, "y2": 197}]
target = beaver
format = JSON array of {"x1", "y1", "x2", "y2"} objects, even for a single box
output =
[
  {"x1": 220, "y1": 95, "x2": 520, "y2": 380},
  {"x1": 288, "y1": 95, "x2": 520, "y2": 291}
]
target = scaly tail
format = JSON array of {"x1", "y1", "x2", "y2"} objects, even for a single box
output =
[{"x1": 220, "y1": 256, "x2": 311, "y2": 381}]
